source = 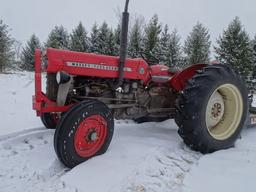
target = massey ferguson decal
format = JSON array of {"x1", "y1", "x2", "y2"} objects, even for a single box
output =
[{"x1": 66, "y1": 62, "x2": 132, "y2": 72}]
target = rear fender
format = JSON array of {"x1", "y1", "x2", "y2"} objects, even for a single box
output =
[{"x1": 169, "y1": 64, "x2": 207, "y2": 92}]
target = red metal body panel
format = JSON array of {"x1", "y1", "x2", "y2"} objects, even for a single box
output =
[
  {"x1": 32, "y1": 48, "x2": 208, "y2": 116},
  {"x1": 33, "y1": 49, "x2": 73, "y2": 116},
  {"x1": 170, "y1": 64, "x2": 207, "y2": 92},
  {"x1": 33, "y1": 49, "x2": 43, "y2": 116},
  {"x1": 150, "y1": 65, "x2": 170, "y2": 76},
  {"x1": 46, "y1": 48, "x2": 150, "y2": 83}
]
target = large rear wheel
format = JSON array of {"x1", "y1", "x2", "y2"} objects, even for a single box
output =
[
  {"x1": 54, "y1": 100, "x2": 114, "y2": 168},
  {"x1": 175, "y1": 64, "x2": 248, "y2": 153}
]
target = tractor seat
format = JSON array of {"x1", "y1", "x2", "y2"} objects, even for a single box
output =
[
  {"x1": 151, "y1": 75, "x2": 171, "y2": 83},
  {"x1": 168, "y1": 66, "x2": 181, "y2": 74}
]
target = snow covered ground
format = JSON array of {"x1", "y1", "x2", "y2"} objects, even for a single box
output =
[{"x1": 0, "y1": 72, "x2": 255, "y2": 192}]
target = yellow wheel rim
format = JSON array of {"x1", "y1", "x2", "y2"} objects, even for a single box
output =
[{"x1": 205, "y1": 84, "x2": 243, "y2": 140}]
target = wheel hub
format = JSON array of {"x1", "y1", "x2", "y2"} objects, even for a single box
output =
[
  {"x1": 205, "y1": 84, "x2": 243, "y2": 140},
  {"x1": 74, "y1": 115, "x2": 107, "y2": 157},
  {"x1": 211, "y1": 103, "x2": 222, "y2": 118},
  {"x1": 206, "y1": 91, "x2": 225, "y2": 129},
  {"x1": 86, "y1": 129, "x2": 98, "y2": 142}
]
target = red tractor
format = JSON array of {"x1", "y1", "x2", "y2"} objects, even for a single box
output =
[{"x1": 33, "y1": 0, "x2": 248, "y2": 168}]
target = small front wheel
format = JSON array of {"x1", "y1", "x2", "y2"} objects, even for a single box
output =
[
  {"x1": 41, "y1": 113, "x2": 60, "y2": 129},
  {"x1": 54, "y1": 100, "x2": 114, "y2": 168}
]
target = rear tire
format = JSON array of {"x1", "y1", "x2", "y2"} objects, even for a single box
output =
[
  {"x1": 54, "y1": 100, "x2": 114, "y2": 168},
  {"x1": 175, "y1": 64, "x2": 248, "y2": 153}
]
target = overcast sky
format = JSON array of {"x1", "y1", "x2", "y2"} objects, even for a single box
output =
[{"x1": 1, "y1": 0, "x2": 256, "y2": 46}]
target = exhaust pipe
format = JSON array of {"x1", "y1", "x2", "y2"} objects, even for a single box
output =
[{"x1": 116, "y1": 0, "x2": 130, "y2": 88}]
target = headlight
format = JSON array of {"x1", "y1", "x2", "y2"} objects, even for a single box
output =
[{"x1": 56, "y1": 71, "x2": 71, "y2": 84}]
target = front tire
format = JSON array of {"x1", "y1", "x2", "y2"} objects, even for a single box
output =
[
  {"x1": 54, "y1": 100, "x2": 114, "y2": 168},
  {"x1": 175, "y1": 64, "x2": 248, "y2": 153},
  {"x1": 41, "y1": 113, "x2": 60, "y2": 129}
]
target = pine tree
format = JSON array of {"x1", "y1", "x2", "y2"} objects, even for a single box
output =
[
  {"x1": 89, "y1": 23, "x2": 101, "y2": 53},
  {"x1": 70, "y1": 22, "x2": 89, "y2": 52},
  {"x1": 169, "y1": 29, "x2": 183, "y2": 67},
  {"x1": 113, "y1": 24, "x2": 121, "y2": 56},
  {"x1": 105, "y1": 29, "x2": 116, "y2": 56},
  {"x1": 215, "y1": 17, "x2": 253, "y2": 79},
  {"x1": 159, "y1": 28, "x2": 183, "y2": 67},
  {"x1": 143, "y1": 15, "x2": 162, "y2": 64},
  {"x1": 184, "y1": 22, "x2": 211, "y2": 65},
  {"x1": 251, "y1": 35, "x2": 256, "y2": 78},
  {"x1": 0, "y1": 20, "x2": 14, "y2": 72},
  {"x1": 159, "y1": 25, "x2": 171, "y2": 65},
  {"x1": 98, "y1": 22, "x2": 110, "y2": 55},
  {"x1": 128, "y1": 18, "x2": 143, "y2": 58},
  {"x1": 89, "y1": 22, "x2": 111, "y2": 54},
  {"x1": 46, "y1": 25, "x2": 70, "y2": 49},
  {"x1": 20, "y1": 34, "x2": 41, "y2": 71}
]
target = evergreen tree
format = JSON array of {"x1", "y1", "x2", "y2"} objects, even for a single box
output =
[
  {"x1": 89, "y1": 23, "x2": 101, "y2": 53},
  {"x1": 159, "y1": 25, "x2": 171, "y2": 65},
  {"x1": 253, "y1": 35, "x2": 256, "y2": 61},
  {"x1": 215, "y1": 17, "x2": 253, "y2": 79},
  {"x1": 20, "y1": 34, "x2": 41, "y2": 71},
  {"x1": 98, "y1": 22, "x2": 110, "y2": 55},
  {"x1": 143, "y1": 15, "x2": 162, "y2": 64},
  {"x1": 0, "y1": 20, "x2": 14, "y2": 72},
  {"x1": 128, "y1": 18, "x2": 143, "y2": 58},
  {"x1": 46, "y1": 25, "x2": 70, "y2": 49},
  {"x1": 159, "y1": 27, "x2": 183, "y2": 67},
  {"x1": 184, "y1": 22, "x2": 211, "y2": 65},
  {"x1": 70, "y1": 22, "x2": 89, "y2": 52},
  {"x1": 113, "y1": 24, "x2": 121, "y2": 56},
  {"x1": 251, "y1": 35, "x2": 256, "y2": 78},
  {"x1": 105, "y1": 29, "x2": 116, "y2": 56},
  {"x1": 89, "y1": 22, "x2": 111, "y2": 54},
  {"x1": 169, "y1": 29, "x2": 183, "y2": 67}
]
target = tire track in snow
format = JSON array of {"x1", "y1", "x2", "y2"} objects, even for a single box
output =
[
  {"x1": 0, "y1": 127, "x2": 46, "y2": 142},
  {"x1": 114, "y1": 144, "x2": 201, "y2": 192},
  {"x1": 0, "y1": 120, "x2": 201, "y2": 192},
  {"x1": 0, "y1": 129, "x2": 52, "y2": 158},
  {"x1": 61, "y1": 120, "x2": 201, "y2": 192},
  {"x1": 0, "y1": 128, "x2": 75, "y2": 192}
]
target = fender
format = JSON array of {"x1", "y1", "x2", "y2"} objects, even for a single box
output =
[{"x1": 169, "y1": 64, "x2": 207, "y2": 92}]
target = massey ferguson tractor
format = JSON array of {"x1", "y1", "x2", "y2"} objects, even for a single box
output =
[{"x1": 33, "y1": 0, "x2": 248, "y2": 168}]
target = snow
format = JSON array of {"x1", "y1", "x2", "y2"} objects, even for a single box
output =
[
  {"x1": 0, "y1": 73, "x2": 42, "y2": 135},
  {"x1": 183, "y1": 128, "x2": 256, "y2": 192},
  {"x1": 62, "y1": 121, "x2": 200, "y2": 192},
  {"x1": 0, "y1": 72, "x2": 256, "y2": 192}
]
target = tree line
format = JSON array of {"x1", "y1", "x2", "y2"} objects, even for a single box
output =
[{"x1": 0, "y1": 15, "x2": 256, "y2": 81}]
